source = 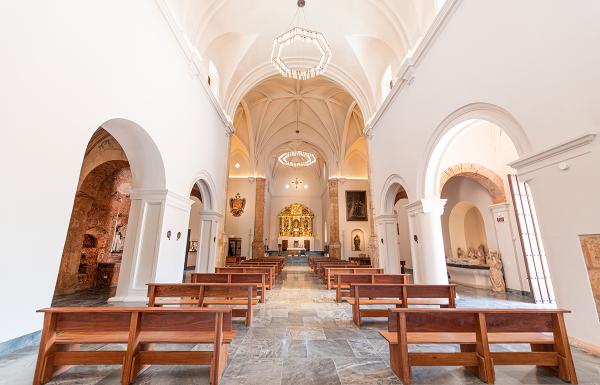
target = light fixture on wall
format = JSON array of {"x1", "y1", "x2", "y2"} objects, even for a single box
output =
[
  {"x1": 285, "y1": 184, "x2": 290, "y2": 189},
  {"x1": 304, "y1": 184, "x2": 309, "y2": 189},
  {"x1": 271, "y1": 0, "x2": 332, "y2": 80},
  {"x1": 234, "y1": 162, "x2": 241, "y2": 169}
]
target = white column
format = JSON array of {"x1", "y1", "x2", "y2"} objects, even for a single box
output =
[
  {"x1": 375, "y1": 214, "x2": 401, "y2": 273},
  {"x1": 195, "y1": 211, "x2": 223, "y2": 273},
  {"x1": 489, "y1": 203, "x2": 528, "y2": 292},
  {"x1": 406, "y1": 199, "x2": 448, "y2": 284},
  {"x1": 110, "y1": 189, "x2": 192, "y2": 302}
]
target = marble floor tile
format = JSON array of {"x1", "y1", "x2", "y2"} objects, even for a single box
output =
[{"x1": 2, "y1": 260, "x2": 600, "y2": 385}]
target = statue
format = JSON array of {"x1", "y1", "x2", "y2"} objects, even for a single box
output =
[
  {"x1": 467, "y1": 247, "x2": 476, "y2": 260},
  {"x1": 353, "y1": 234, "x2": 361, "y2": 251},
  {"x1": 456, "y1": 247, "x2": 465, "y2": 260},
  {"x1": 488, "y1": 250, "x2": 506, "y2": 292},
  {"x1": 476, "y1": 244, "x2": 487, "y2": 265}
]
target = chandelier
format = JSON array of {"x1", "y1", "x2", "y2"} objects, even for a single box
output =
[
  {"x1": 271, "y1": 0, "x2": 332, "y2": 81},
  {"x1": 278, "y1": 150, "x2": 317, "y2": 167}
]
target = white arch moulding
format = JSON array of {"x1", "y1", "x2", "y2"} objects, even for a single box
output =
[
  {"x1": 418, "y1": 103, "x2": 532, "y2": 199},
  {"x1": 187, "y1": 170, "x2": 223, "y2": 273},
  {"x1": 379, "y1": 173, "x2": 410, "y2": 215}
]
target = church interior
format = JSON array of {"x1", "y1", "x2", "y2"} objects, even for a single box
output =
[{"x1": 1, "y1": 1, "x2": 600, "y2": 384}]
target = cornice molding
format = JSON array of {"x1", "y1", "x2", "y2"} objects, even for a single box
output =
[
  {"x1": 405, "y1": 198, "x2": 447, "y2": 216},
  {"x1": 364, "y1": 0, "x2": 460, "y2": 137},
  {"x1": 508, "y1": 133, "x2": 596, "y2": 176},
  {"x1": 154, "y1": 0, "x2": 234, "y2": 134}
]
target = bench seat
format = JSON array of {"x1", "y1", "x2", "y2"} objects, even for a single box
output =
[
  {"x1": 347, "y1": 298, "x2": 449, "y2": 306},
  {"x1": 152, "y1": 298, "x2": 259, "y2": 306}
]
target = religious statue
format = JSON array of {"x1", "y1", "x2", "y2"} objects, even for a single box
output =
[
  {"x1": 456, "y1": 247, "x2": 465, "y2": 259},
  {"x1": 111, "y1": 224, "x2": 126, "y2": 253},
  {"x1": 353, "y1": 234, "x2": 361, "y2": 251},
  {"x1": 476, "y1": 244, "x2": 487, "y2": 265},
  {"x1": 488, "y1": 250, "x2": 506, "y2": 292},
  {"x1": 467, "y1": 247, "x2": 476, "y2": 260}
]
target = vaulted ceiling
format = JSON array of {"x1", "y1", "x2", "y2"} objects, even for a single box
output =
[
  {"x1": 164, "y1": 0, "x2": 441, "y2": 119},
  {"x1": 229, "y1": 76, "x2": 366, "y2": 179}
]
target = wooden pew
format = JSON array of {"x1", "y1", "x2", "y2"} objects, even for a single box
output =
[
  {"x1": 324, "y1": 267, "x2": 384, "y2": 289},
  {"x1": 309, "y1": 257, "x2": 338, "y2": 269},
  {"x1": 349, "y1": 256, "x2": 371, "y2": 266},
  {"x1": 334, "y1": 274, "x2": 409, "y2": 302},
  {"x1": 225, "y1": 256, "x2": 246, "y2": 265},
  {"x1": 147, "y1": 283, "x2": 258, "y2": 326},
  {"x1": 315, "y1": 262, "x2": 361, "y2": 278},
  {"x1": 216, "y1": 266, "x2": 276, "y2": 288},
  {"x1": 191, "y1": 272, "x2": 267, "y2": 303},
  {"x1": 348, "y1": 284, "x2": 456, "y2": 326},
  {"x1": 33, "y1": 307, "x2": 234, "y2": 385},
  {"x1": 237, "y1": 261, "x2": 282, "y2": 274},
  {"x1": 380, "y1": 308, "x2": 577, "y2": 385}
]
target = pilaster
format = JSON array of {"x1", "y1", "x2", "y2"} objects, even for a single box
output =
[
  {"x1": 251, "y1": 178, "x2": 266, "y2": 258},
  {"x1": 328, "y1": 178, "x2": 341, "y2": 259}
]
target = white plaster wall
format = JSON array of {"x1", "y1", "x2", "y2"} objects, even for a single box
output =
[
  {"x1": 223, "y1": 178, "x2": 257, "y2": 258},
  {"x1": 338, "y1": 179, "x2": 372, "y2": 259},
  {"x1": 395, "y1": 199, "x2": 413, "y2": 268},
  {"x1": 369, "y1": 0, "x2": 600, "y2": 346},
  {"x1": 441, "y1": 177, "x2": 497, "y2": 258},
  {"x1": 0, "y1": 0, "x2": 229, "y2": 343}
]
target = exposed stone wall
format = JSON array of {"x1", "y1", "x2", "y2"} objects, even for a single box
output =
[
  {"x1": 328, "y1": 179, "x2": 341, "y2": 259},
  {"x1": 440, "y1": 163, "x2": 507, "y2": 204},
  {"x1": 251, "y1": 178, "x2": 266, "y2": 258},
  {"x1": 55, "y1": 129, "x2": 132, "y2": 295},
  {"x1": 580, "y1": 234, "x2": 600, "y2": 321}
]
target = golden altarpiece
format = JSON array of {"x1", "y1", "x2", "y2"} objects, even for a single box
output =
[{"x1": 278, "y1": 203, "x2": 314, "y2": 237}]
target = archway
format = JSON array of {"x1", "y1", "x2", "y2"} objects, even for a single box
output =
[
  {"x1": 186, "y1": 174, "x2": 221, "y2": 275},
  {"x1": 424, "y1": 108, "x2": 554, "y2": 303},
  {"x1": 54, "y1": 129, "x2": 133, "y2": 300},
  {"x1": 378, "y1": 174, "x2": 411, "y2": 274}
]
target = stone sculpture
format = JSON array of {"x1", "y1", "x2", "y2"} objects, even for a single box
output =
[{"x1": 488, "y1": 249, "x2": 506, "y2": 292}]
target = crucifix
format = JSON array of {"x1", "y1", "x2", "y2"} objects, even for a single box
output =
[{"x1": 290, "y1": 177, "x2": 303, "y2": 189}]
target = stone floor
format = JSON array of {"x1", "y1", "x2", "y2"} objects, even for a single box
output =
[{"x1": 2, "y1": 263, "x2": 600, "y2": 385}]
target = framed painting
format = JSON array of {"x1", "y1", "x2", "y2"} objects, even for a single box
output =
[{"x1": 346, "y1": 190, "x2": 367, "y2": 221}]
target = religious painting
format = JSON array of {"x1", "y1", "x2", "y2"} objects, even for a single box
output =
[
  {"x1": 110, "y1": 224, "x2": 127, "y2": 253},
  {"x1": 229, "y1": 193, "x2": 246, "y2": 217},
  {"x1": 346, "y1": 190, "x2": 367, "y2": 221},
  {"x1": 278, "y1": 203, "x2": 314, "y2": 236},
  {"x1": 580, "y1": 234, "x2": 600, "y2": 320},
  {"x1": 188, "y1": 241, "x2": 198, "y2": 252}
]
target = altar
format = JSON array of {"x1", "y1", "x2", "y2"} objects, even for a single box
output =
[{"x1": 277, "y1": 203, "x2": 315, "y2": 255}]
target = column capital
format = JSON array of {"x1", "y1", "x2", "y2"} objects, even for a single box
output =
[
  {"x1": 489, "y1": 202, "x2": 511, "y2": 214},
  {"x1": 198, "y1": 211, "x2": 224, "y2": 221},
  {"x1": 375, "y1": 214, "x2": 398, "y2": 224},
  {"x1": 406, "y1": 198, "x2": 447, "y2": 216}
]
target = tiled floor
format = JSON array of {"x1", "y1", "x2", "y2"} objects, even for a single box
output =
[{"x1": 2, "y1": 262, "x2": 600, "y2": 385}]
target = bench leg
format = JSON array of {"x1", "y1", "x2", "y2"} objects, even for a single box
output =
[
  {"x1": 390, "y1": 342, "x2": 411, "y2": 384},
  {"x1": 352, "y1": 304, "x2": 361, "y2": 326}
]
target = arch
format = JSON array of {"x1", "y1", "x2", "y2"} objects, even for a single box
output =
[
  {"x1": 101, "y1": 118, "x2": 166, "y2": 190},
  {"x1": 447, "y1": 201, "x2": 488, "y2": 260},
  {"x1": 419, "y1": 103, "x2": 532, "y2": 198},
  {"x1": 380, "y1": 174, "x2": 410, "y2": 214},
  {"x1": 440, "y1": 163, "x2": 507, "y2": 204},
  {"x1": 224, "y1": 62, "x2": 373, "y2": 121},
  {"x1": 187, "y1": 171, "x2": 218, "y2": 212}
]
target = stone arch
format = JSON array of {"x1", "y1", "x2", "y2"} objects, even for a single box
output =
[
  {"x1": 440, "y1": 163, "x2": 507, "y2": 204},
  {"x1": 419, "y1": 103, "x2": 531, "y2": 199}
]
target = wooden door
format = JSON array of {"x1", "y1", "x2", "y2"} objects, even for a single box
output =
[
  {"x1": 304, "y1": 239, "x2": 310, "y2": 252},
  {"x1": 282, "y1": 240, "x2": 288, "y2": 251}
]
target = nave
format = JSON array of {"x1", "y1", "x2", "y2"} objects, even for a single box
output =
[{"x1": 2, "y1": 258, "x2": 600, "y2": 385}]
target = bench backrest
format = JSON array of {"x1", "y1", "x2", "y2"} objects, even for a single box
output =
[
  {"x1": 147, "y1": 283, "x2": 258, "y2": 305},
  {"x1": 388, "y1": 308, "x2": 563, "y2": 334},
  {"x1": 352, "y1": 284, "x2": 456, "y2": 303},
  {"x1": 216, "y1": 267, "x2": 274, "y2": 278},
  {"x1": 339, "y1": 273, "x2": 407, "y2": 285},
  {"x1": 39, "y1": 307, "x2": 233, "y2": 334},
  {"x1": 191, "y1": 273, "x2": 266, "y2": 285},
  {"x1": 329, "y1": 267, "x2": 383, "y2": 276}
]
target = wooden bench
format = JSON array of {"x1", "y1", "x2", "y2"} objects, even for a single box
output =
[
  {"x1": 225, "y1": 256, "x2": 246, "y2": 265},
  {"x1": 310, "y1": 258, "x2": 344, "y2": 271},
  {"x1": 147, "y1": 283, "x2": 258, "y2": 326},
  {"x1": 380, "y1": 308, "x2": 577, "y2": 384},
  {"x1": 33, "y1": 307, "x2": 234, "y2": 385},
  {"x1": 349, "y1": 256, "x2": 371, "y2": 266},
  {"x1": 334, "y1": 274, "x2": 409, "y2": 302},
  {"x1": 237, "y1": 261, "x2": 282, "y2": 274},
  {"x1": 315, "y1": 262, "x2": 359, "y2": 277},
  {"x1": 324, "y1": 267, "x2": 384, "y2": 289},
  {"x1": 348, "y1": 284, "x2": 456, "y2": 326},
  {"x1": 309, "y1": 256, "x2": 336, "y2": 268},
  {"x1": 216, "y1": 266, "x2": 276, "y2": 287},
  {"x1": 191, "y1": 272, "x2": 267, "y2": 303}
]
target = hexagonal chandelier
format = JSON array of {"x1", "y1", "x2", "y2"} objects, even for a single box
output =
[
  {"x1": 278, "y1": 150, "x2": 317, "y2": 168},
  {"x1": 271, "y1": 0, "x2": 332, "y2": 81}
]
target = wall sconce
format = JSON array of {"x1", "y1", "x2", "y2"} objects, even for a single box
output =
[
  {"x1": 177, "y1": 232, "x2": 182, "y2": 240},
  {"x1": 166, "y1": 230, "x2": 172, "y2": 240},
  {"x1": 413, "y1": 235, "x2": 419, "y2": 243}
]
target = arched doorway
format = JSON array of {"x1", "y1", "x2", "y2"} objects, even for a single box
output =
[
  {"x1": 378, "y1": 175, "x2": 412, "y2": 274},
  {"x1": 54, "y1": 129, "x2": 132, "y2": 301},
  {"x1": 424, "y1": 110, "x2": 554, "y2": 303},
  {"x1": 186, "y1": 175, "x2": 221, "y2": 276}
]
